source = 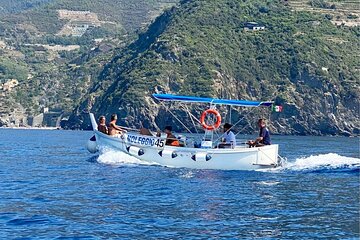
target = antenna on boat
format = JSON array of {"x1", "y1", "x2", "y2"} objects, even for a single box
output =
[
  {"x1": 229, "y1": 98, "x2": 232, "y2": 124},
  {"x1": 229, "y1": 96, "x2": 231, "y2": 124}
]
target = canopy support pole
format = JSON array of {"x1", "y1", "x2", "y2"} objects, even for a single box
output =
[{"x1": 159, "y1": 101, "x2": 193, "y2": 134}]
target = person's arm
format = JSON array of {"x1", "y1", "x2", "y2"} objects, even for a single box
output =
[
  {"x1": 221, "y1": 133, "x2": 226, "y2": 142},
  {"x1": 230, "y1": 132, "x2": 236, "y2": 145},
  {"x1": 110, "y1": 123, "x2": 125, "y2": 133},
  {"x1": 255, "y1": 128, "x2": 265, "y2": 143},
  {"x1": 114, "y1": 125, "x2": 122, "y2": 131},
  {"x1": 156, "y1": 130, "x2": 161, "y2": 137}
]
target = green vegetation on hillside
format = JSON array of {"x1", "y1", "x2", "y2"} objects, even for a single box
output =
[
  {"x1": 77, "y1": 0, "x2": 359, "y2": 135},
  {"x1": 1, "y1": 0, "x2": 358, "y2": 135},
  {"x1": 0, "y1": 58, "x2": 29, "y2": 82},
  {"x1": 0, "y1": 0, "x2": 179, "y2": 123},
  {"x1": 0, "y1": 0, "x2": 53, "y2": 15},
  {"x1": 1, "y1": 0, "x2": 178, "y2": 35},
  {"x1": 308, "y1": 0, "x2": 336, "y2": 9}
]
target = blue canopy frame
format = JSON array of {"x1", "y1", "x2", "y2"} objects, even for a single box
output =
[{"x1": 152, "y1": 94, "x2": 273, "y2": 107}]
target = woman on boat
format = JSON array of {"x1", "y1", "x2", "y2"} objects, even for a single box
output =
[
  {"x1": 98, "y1": 116, "x2": 108, "y2": 134},
  {"x1": 108, "y1": 114, "x2": 127, "y2": 136}
]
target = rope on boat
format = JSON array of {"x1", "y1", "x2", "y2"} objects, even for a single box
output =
[
  {"x1": 160, "y1": 101, "x2": 193, "y2": 134},
  {"x1": 277, "y1": 154, "x2": 287, "y2": 167},
  {"x1": 213, "y1": 107, "x2": 256, "y2": 144},
  {"x1": 257, "y1": 147, "x2": 287, "y2": 167},
  {"x1": 182, "y1": 104, "x2": 200, "y2": 134},
  {"x1": 257, "y1": 147, "x2": 278, "y2": 166}
]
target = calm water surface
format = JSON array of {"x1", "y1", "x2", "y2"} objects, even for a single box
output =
[{"x1": 0, "y1": 129, "x2": 359, "y2": 239}]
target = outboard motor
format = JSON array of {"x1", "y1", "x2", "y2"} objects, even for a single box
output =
[{"x1": 86, "y1": 135, "x2": 98, "y2": 153}]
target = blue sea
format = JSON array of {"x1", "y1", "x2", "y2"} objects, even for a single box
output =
[{"x1": 0, "y1": 129, "x2": 359, "y2": 239}]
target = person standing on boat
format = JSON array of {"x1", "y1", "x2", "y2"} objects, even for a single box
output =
[
  {"x1": 98, "y1": 116, "x2": 108, "y2": 134},
  {"x1": 248, "y1": 118, "x2": 271, "y2": 147},
  {"x1": 219, "y1": 123, "x2": 236, "y2": 148},
  {"x1": 108, "y1": 113, "x2": 127, "y2": 136}
]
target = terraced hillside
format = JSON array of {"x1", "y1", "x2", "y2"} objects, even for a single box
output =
[
  {"x1": 286, "y1": 0, "x2": 360, "y2": 26},
  {"x1": 1, "y1": 0, "x2": 179, "y2": 34},
  {"x1": 66, "y1": 0, "x2": 359, "y2": 136},
  {"x1": 0, "y1": 0, "x2": 179, "y2": 127}
]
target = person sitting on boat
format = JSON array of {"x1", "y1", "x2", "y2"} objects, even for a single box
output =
[
  {"x1": 157, "y1": 126, "x2": 180, "y2": 147},
  {"x1": 139, "y1": 122, "x2": 154, "y2": 136},
  {"x1": 108, "y1": 113, "x2": 127, "y2": 136},
  {"x1": 98, "y1": 115, "x2": 108, "y2": 134},
  {"x1": 247, "y1": 118, "x2": 271, "y2": 147},
  {"x1": 218, "y1": 123, "x2": 236, "y2": 148},
  {"x1": 139, "y1": 127, "x2": 153, "y2": 136}
]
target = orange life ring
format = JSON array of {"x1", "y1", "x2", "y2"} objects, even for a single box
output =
[{"x1": 200, "y1": 109, "x2": 222, "y2": 130}]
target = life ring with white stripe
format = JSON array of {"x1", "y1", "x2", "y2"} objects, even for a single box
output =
[{"x1": 200, "y1": 109, "x2": 222, "y2": 130}]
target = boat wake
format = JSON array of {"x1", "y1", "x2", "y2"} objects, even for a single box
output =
[
  {"x1": 95, "y1": 149, "x2": 359, "y2": 173},
  {"x1": 97, "y1": 149, "x2": 158, "y2": 167},
  {"x1": 265, "y1": 153, "x2": 360, "y2": 173}
]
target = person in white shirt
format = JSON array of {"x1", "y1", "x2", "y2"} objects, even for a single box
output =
[{"x1": 219, "y1": 123, "x2": 236, "y2": 148}]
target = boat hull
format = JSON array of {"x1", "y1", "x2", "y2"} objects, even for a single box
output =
[{"x1": 92, "y1": 130, "x2": 279, "y2": 171}]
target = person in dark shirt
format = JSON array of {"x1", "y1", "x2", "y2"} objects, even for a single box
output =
[
  {"x1": 97, "y1": 116, "x2": 108, "y2": 134},
  {"x1": 247, "y1": 118, "x2": 271, "y2": 147}
]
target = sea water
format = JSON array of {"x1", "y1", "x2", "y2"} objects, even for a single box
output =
[{"x1": 0, "y1": 129, "x2": 359, "y2": 239}]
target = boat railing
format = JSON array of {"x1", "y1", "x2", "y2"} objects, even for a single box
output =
[
  {"x1": 113, "y1": 126, "x2": 251, "y2": 149},
  {"x1": 213, "y1": 139, "x2": 250, "y2": 149}
]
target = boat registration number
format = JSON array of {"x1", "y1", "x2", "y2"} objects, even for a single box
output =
[{"x1": 126, "y1": 134, "x2": 165, "y2": 148}]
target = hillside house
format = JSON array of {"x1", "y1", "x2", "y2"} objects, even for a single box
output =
[
  {"x1": 27, "y1": 108, "x2": 63, "y2": 127},
  {"x1": 244, "y1": 22, "x2": 265, "y2": 31}
]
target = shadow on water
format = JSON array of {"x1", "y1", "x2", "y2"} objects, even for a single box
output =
[
  {"x1": 305, "y1": 165, "x2": 360, "y2": 174},
  {"x1": 86, "y1": 155, "x2": 99, "y2": 163},
  {"x1": 6, "y1": 215, "x2": 51, "y2": 226}
]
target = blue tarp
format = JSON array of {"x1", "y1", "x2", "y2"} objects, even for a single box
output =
[{"x1": 152, "y1": 94, "x2": 273, "y2": 107}]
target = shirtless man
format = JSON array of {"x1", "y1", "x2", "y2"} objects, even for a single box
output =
[
  {"x1": 108, "y1": 114, "x2": 126, "y2": 136},
  {"x1": 97, "y1": 116, "x2": 108, "y2": 134}
]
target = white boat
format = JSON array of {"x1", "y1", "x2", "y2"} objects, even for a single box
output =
[{"x1": 87, "y1": 94, "x2": 281, "y2": 170}]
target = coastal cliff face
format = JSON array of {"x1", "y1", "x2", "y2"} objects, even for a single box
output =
[{"x1": 66, "y1": 0, "x2": 359, "y2": 136}]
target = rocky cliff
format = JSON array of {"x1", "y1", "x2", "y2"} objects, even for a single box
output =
[{"x1": 65, "y1": 0, "x2": 359, "y2": 136}]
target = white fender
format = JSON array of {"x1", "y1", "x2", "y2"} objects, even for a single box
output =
[
  {"x1": 191, "y1": 152, "x2": 212, "y2": 162},
  {"x1": 158, "y1": 149, "x2": 178, "y2": 159},
  {"x1": 127, "y1": 146, "x2": 145, "y2": 156},
  {"x1": 86, "y1": 136, "x2": 98, "y2": 153}
]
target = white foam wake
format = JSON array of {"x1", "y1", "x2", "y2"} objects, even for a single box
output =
[
  {"x1": 97, "y1": 149, "x2": 158, "y2": 166},
  {"x1": 276, "y1": 153, "x2": 360, "y2": 172}
]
